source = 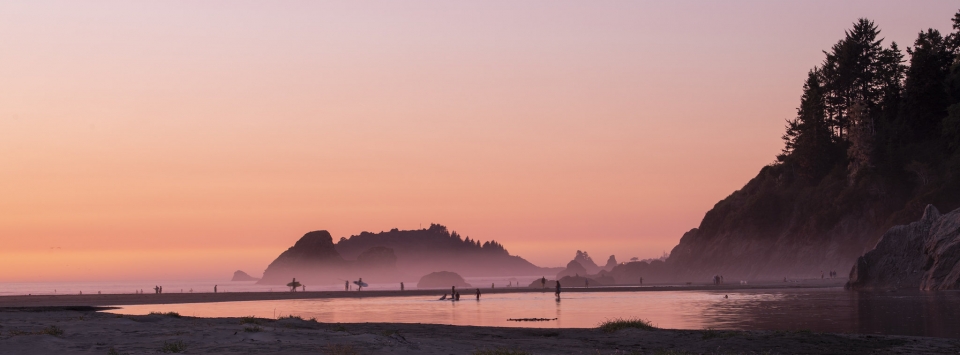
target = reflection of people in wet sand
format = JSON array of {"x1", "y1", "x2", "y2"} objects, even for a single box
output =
[{"x1": 555, "y1": 280, "x2": 561, "y2": 299}]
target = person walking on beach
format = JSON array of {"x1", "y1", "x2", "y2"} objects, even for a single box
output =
[
  {"x1": 401, "y1": 282, "x2": 404, "y2": 291},
  {"x1": 452, "y1": 286, "x2": 456, "y2": 297},
  {"x1": 541, "y1": 276, "x2": 546, "y2": 289},
  {"x1": 159, "y1": 286, "x2": 163, "y2": 294},
  {"x1": 476, "y1": 288, "x2": 481, "y2": 300},
  {"x1": 639, "y1": 277, "x2": 643, "y2": 286},
  {"x1": 345, "y1": 280, "x2": 349, "y2": 291},
  {"x1": 555, "y1": 280, "x2": 561, "y2": 299},
  {"x1": 214, "y1": 285, "x2": 217, "y2": 293},
  {"x1": 455, "y1": 291, "x2": 460, "y2": 301},
  {"x1": 154, "y1": 286, "x2": 159, "y2": 294}
]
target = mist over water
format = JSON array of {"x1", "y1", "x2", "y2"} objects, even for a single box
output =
[{"x1": 102, "y1": 288, "x2": 960, "y2": 338}]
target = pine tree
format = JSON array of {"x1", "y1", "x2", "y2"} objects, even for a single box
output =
[
  {"x1": 898, "y1": 29, "x2": 955, "y2": 144},
  {"x1": 779, "y1": 69, "x2": 839, "y2": 181},
  {"x1": 820, "y1": 19, "x2": 904, "y2": 141}
]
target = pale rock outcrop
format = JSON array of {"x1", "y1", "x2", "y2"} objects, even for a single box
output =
[{"x1": 846, "y1": 205, "x2": 960, "y2": 290}]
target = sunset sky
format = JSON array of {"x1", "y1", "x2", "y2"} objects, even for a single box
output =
[{"x1": 1, "y1": 1, "x2": 958, "y2": 282}]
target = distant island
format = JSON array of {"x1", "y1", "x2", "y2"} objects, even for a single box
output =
[{"x1": 257, "y1": 224, "x2": 560, "y2": 285}]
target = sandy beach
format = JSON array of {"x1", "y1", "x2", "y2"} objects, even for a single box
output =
[
  {"x1": 1, "y1": 306, "x2": 957, "y2": 355},
  {"x1": 0, "y1": 280, "x2": 848, "y2": 308}
]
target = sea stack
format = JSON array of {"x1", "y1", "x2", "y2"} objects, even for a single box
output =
[
  {"x1": 231, "y1": 270, "x2": 259, "y2": 281},
  {"x1": 258, "y1": 230, "x2": 346, "y2": 284}
]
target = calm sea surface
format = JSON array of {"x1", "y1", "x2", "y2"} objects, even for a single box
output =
[{"x1": 99, "y1": 287, "x2": 960, "y2": 338}]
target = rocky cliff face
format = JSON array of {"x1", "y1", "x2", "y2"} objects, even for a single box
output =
[
  {"x1": 259, "y1": 231, "x2": 346, "y2": 284},
  {"x1": 663, "y1": 164, "x2": 949, "y2": 282},
  {"x1": 846, "y1": 205, "x2": 960, "y2": 290}
]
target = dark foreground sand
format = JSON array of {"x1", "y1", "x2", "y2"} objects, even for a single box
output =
[
  {"x1": 0, "y1": 280, "x2": 849, "y2": 308},
  {"x1": 0, "y1": 307, "x2": 957, "y2": 355}
]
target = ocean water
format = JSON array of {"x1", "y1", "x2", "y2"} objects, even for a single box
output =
[
  {"x1": 0, "y1": 276, "x2": 540, "y2": 296},
  {"x1": 103, "y1": 287, "x2": 960, "y2": 338}
]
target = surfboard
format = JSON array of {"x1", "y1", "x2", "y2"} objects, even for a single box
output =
[{"x1": 353, "y1": 281, "x2": 368, "y2": 288}]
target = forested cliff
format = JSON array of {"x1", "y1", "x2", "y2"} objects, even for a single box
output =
[{"x1": 664, "y1": 13, "x2": 960, "y2": 281}]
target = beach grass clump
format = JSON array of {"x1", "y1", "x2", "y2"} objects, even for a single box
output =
[
  {"x1": 472, "y1": 348, "x2": 531, "y2": 355},
  {"x1": 159, "y1": 340, "x2": 186, "y2": 353},
  {"x1": 598, "y1": 318, "x2": 657, "y2": 333},
  {"x1": 324, "y1": 343, "x2": 359, "y2": 355},
  {"x1": 239, "y1": 316, "x2": 261, "y2": 325},
  {"x1": 149, "y1": 311, "x2": 182, "y2": 318},
  {"x1": 243, "y1": 325, "x2": 262, "y2": 332},
  {"x1": 40, "y1": 325, "x2": 64, "y2": 337},
  {"x1": 280, "y1": 314, "x2": 303, "y2": 320}
]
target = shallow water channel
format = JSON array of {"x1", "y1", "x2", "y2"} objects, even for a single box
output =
[{"x1": 106, "y1": 287, "x2": 960, "y2": 338}]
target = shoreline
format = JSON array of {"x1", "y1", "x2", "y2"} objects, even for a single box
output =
[
  {"x1": 0, "y1": 280, "x2": 848, "y2": 308},
  {"x1": 0, "y1": 308, "x2": 956, "y2": 354}
]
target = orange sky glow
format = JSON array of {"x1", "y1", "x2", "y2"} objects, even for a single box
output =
[{"x1": 1, "y1": 1, "x2": 958, "y2": 282}]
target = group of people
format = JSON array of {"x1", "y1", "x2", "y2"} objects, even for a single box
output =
[
  {"x1": 823, "y1": 270, "x2": 838, "y2": 278},
  {"x1": 712, "y1": 275, "x2": 725, "y2": 285},
  {"x1": 439, "y1": 286, "x2": 482, "y2": 301}
]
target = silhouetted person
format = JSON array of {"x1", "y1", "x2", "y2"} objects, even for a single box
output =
[
  {"x1": 154, "y1": 286, "x2": 159, "y2": 294},
  {"x1": 491, "y1": 283, "x2": 494, "y2": 289},
  {"x1": 541, "y1": 277, "x2": 546, "y2": 289},
  {"x1": 345, "y1": 280, "x2": 349, "y2": 291},
  {"x1": 476, "y1": 288, "x2": 481, "y2": 300},
  {"x1": 357, "y1": 278, "x2": 364, "y2": 291},
  {"x1": 639, "y1": 277, "x2": 643, "y2": 285},
  {"x1": 555, "y1": 281, "x2": 561, "y2": 299},
  {"x1": 401, "y1": 282, "x2": 404, "y2": 291},
  {"x1": 455, "y1": 291, "x2": 460, "y2": 301},
  {"x1": 214, "y1": 285, "x2": 217, "y2": 293},
  {"x1": 585, "y1": 279, "x2": 589, "y2": 288},
  {"x1": 302, "y1": 285, "x2": 305, "y2": 292},
  {"x1": 440, "y1": 294, "x2": 447, "y2": 300},
  {"x1": 452, "y1": 286, "x2": 456, "y2": 297},
  {"x1": 159, "y1": 286, "x2": 162, "y2": 294}
]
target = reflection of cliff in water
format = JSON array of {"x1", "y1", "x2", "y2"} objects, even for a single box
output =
[{"x1": 696, "y1": 289, "x2": 960, "y2": 338}]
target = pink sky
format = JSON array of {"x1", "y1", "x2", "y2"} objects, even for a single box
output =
[{"x1": 1, "y1": 1, "x2": 957, "y2": 282}]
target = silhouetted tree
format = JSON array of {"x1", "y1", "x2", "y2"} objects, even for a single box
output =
[
  {"x1": 820, "y1": 19, "x2": 904, "y2": 141},
  {"x1": 898, "y1": 29, "x2": 956, "y2": 144},
  {"x1": 779, "y1": 69, "x2": 840, "y2": 181}
]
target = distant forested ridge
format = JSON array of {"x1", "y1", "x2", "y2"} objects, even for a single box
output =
[
  {"x1": 665, "y1": 11, "x2": 960, "y2": 281},
  {"x1": 334, "y1": 224, "x2": 552, "y2": 278}
]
